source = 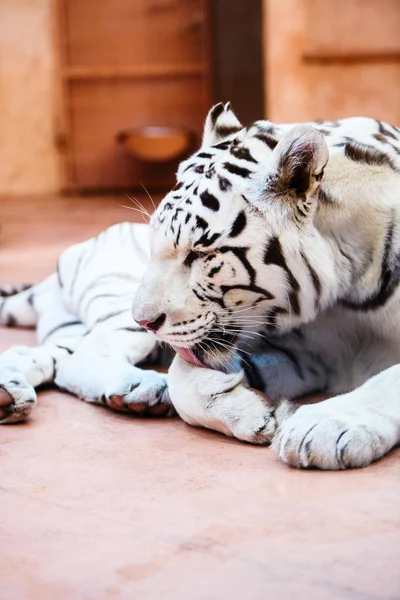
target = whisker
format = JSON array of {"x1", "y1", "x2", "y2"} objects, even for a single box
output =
[
  {"x1": 140, "y1": 182, "x2": 157, "y2": 212},
  {"x1": 119, "y1": 205, "x2": 150, "y2": 223},
  {"x1": 125, "y1": 193, "x2": 152, "y2": 218}
]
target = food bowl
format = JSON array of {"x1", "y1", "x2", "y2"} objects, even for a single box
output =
[{"x1": 116, "y1": 126, "x2": 192, "y2": 163}]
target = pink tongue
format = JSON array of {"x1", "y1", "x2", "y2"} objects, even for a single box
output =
[{"x1": 173, "y1": 346, "x2": 206, "y2": 367}]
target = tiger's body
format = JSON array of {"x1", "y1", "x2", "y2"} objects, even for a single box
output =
[{"x1": 1, "y1": 104, "x2": 400, "y2": 470}]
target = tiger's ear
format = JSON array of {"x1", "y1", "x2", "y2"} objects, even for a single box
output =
[
  {"x1": 202, "y1": 102, "x2": 243, "y2": 147},
  {"x1": 272, "y1": 125, "x2": 329, "y2": 201}
]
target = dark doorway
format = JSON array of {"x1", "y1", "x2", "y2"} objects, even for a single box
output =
[{"x1": 211, "y1": 0, "x2": 264, "y2": 125}]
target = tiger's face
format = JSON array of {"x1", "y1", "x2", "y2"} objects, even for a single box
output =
[{"x1": 133, "y1": 103, "x2": 329, "y2": 369}]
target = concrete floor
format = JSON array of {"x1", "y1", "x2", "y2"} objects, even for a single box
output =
[{"x1": 1, "y1": 195, "x2": 399, "y2": 600}]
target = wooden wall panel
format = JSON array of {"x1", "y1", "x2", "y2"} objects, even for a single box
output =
[
  {"x1": 69, "y1": 78, "x2": 206, "y2": 188},
  {"x1": 308, "y1": 63, "x2": 400, "y2": 122},
  {"x1": 55, "y1": 0, "x2": 212, "y2": 191},
  {"x1": 305, "y1": 0, "x2": 400, "y2": 56},
  {"x1": 0, "y1": 0, "x2": 59, "y2": 194},
  {"x1": 264, "y1": 0, "x2": 400, "y2": 125},
  {"x1": 65, "y1": 0, "x2": 207, "y2": 69}
]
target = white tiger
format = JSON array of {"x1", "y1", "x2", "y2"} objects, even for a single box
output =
[{"x1": 1, "y1": 103, "x2": 400, "y2": 471}]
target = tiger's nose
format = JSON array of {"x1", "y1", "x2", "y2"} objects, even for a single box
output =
[{"x1": 136, "y1": 313, "x2": 166, "y2": 333}]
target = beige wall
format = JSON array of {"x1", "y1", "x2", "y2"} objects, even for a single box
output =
[
  {"x1": 0, "y1": 0, "x2": 59, "y2": 194},
  {"x1": 263, "y1": 0, "x2": 400, "y2": 124}
]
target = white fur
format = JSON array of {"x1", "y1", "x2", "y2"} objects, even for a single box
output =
[
  {"x1": 169, "y1": 356, "x2": 275, "y2": 444},
  {"x1": 274, "y1": 365, "x2": 400, "y2": 469},
  {"x1": 1, "y1": 106, "x2": 400, "y2": 472}
]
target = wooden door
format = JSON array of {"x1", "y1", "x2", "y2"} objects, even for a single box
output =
[
  {"x1": 55, "y1": 0, "x2": 212, "y2": 191},
  {"x1": 264, "y1": 0, "x2": 400, "y2": 124}
]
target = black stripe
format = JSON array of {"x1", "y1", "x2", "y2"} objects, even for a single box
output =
[
  {"x1": 342, "y1": 215, "x2": 399, "y2": 311},
  {"x1": 197, "y1": 152, "x2": 213, "y2": 159},
  {"x1": 208, "y1": 264, "x2": 222, "y2": 278},
  {"x1": 229, "y1": 211, "x2": 247, "y2": 237},
  {"x1": 210, "y1": 103, "x2": 225, "y2": 126},
  {"x1": 219, "y1": 246, "x2": 255, "y2": 284},
  {"x1": 116, "y1": 326, "x2": 147, "y2": 333},
  {"x1": 51, "y1": 356, "x2": 57, "y2": 380},
  {"x1": 56, "y1": 344, "x2": 74, "y2": 355},
  {"x1": 193, "y1": 288, "x2": 207, "y2": 302},
  {"x1": 217, "y1": 247, "x2": 274, "y2": 302},
  {"x1": 223, "y1": 162, "x2": 252, "y2": 178},
  {"x1": 76, "y1": 273, "x2": 139, "y2": 311},
  {"x1": 56, "y1": 261, "x2": 64, "y2": 288},
  {"x1": 216, "y1": 125, "x2": 241, "y2": 138},
  {"x1": 175, "y1": 224, "x2": 182, "y2": 247},
  {"x1": 230, "y1": 145, "x2": 258, "y2": 163},
  {"x1": 318, "y1": 187, "x2": 336, "y2": 204},
  {"x1": 200, "y1": 190, "x2": 220, "y2": 212},
  {"x1": 83, "y1": 293, "x2": 122, "y2": 319},
  {"x1": 3, "y1": 313, "x2": 17, "y2": 327},
  {"x1": 315, "y1": 128, "x2": 331, "y2": 136},
  {"x1": 344, "y1": 142, "x2": 398, "y2": 172},
  {"x1": 43, "y1": 320, "x2": 82, "y2": 341},
  {"x1": 255, "y1": 133, "x2": 278, "y2": 150},
  {"x1": 220, "y1": 282, "x2": 274, "y2": 301},
  {"x1": 205, "y1": 164, "x2": 215, "y2": 179},
  {"x1": 195, "y1": 215, "x2": 208, "y2": 230},
  {"x1": 376, "y1": 120, "x2": 398, "y2": 141},
  {"x1": 301, "y1": 251, "x2": 322, "y2": 307},
  {"x1": 218, "y1": 176, "x2": 232, "y2": 192},
  {"x1": 184, "y1": 251, "x2": 202, "y2": 268},
  {"x1": 212, "y1": 141, "x2": 231, "y2": 151},
  {"x1": 69, "y1": 250, "x2": 86, "y2": 297},
  {"x1": 194, "y1": 232, "x2": 221, "y2": 248},
  {"x1": 264, "y1": 238, "x2": 300, "y2": 315},
  {"x1": 93, "y1": 309, "x2": 131, "y2": 325}
]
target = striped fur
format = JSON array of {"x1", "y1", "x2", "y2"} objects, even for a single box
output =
[{"x1": 1, "y1": 103, "x2": 400, "y2": 470}]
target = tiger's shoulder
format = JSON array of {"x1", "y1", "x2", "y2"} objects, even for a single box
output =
[{"x1": 253, "y1": 116, "x2": 400, "y2": 172}]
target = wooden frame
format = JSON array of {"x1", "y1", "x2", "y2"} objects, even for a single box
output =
[{"x1": 52, "y1": 0, "x2": 213, "y2": 193}]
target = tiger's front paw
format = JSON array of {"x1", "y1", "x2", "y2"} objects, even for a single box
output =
[
  {"x1": 226, "y1": 386, "x2": 276, "y2": 444},
  {"x1": 0, "y1": 368, "x2": 37, "y2": 424},
  {"x1": 55, "y1": 358, "x2": 175, "y2": 417},
  {"x1": 105, "y1": 369, "x2": 173, "y2": 417},
  {"x1": 273, "y1": 400, "x2": 396, "y2": 470},
  {"x1": 169, "y1": 356, "x2": 276, "y2": 444}
]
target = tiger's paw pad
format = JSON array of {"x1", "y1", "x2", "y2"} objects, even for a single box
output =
[
  {"x1": 274, "y1": 404, "x2": 390, "y2": 470},
  {"x1": 55, "y1": 360, "x2": 174, "y2": 417},
  {"x1": 0, "y1": 369, "x2": 37, "y2": 424},
  {"x1": 105, "y1": 370, "x2": 173, "y2": 417}
]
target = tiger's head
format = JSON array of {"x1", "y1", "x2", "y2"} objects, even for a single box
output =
[{"x1": 133, "y1": 103, "x2": 331, "y2": 369}]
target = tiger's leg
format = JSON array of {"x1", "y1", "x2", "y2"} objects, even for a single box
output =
[
  {"x1": 0, "y1": 284, "x2": 38, "y2": 327},
  {"x1": 168, "y1": 356, "x2": 277, "y2": 443},
  {"x1": 274, "y1": 365, "x2": 400, "y2": 469},
  {"x1": 52, "y1": 228, "x2": 174, "y2": 416},
  {"x1": 0, "y1": 283, "x2": 172, "y2": 421},
  {"x1": 167, "y1": 337, "x2": 329, "y2": 444},
  {"x1": 54, "y1": 315, "x2": 174, "y2": 417},
  {"x1": 0, "y1": 276, "x2": 86, "y2": 423}
]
